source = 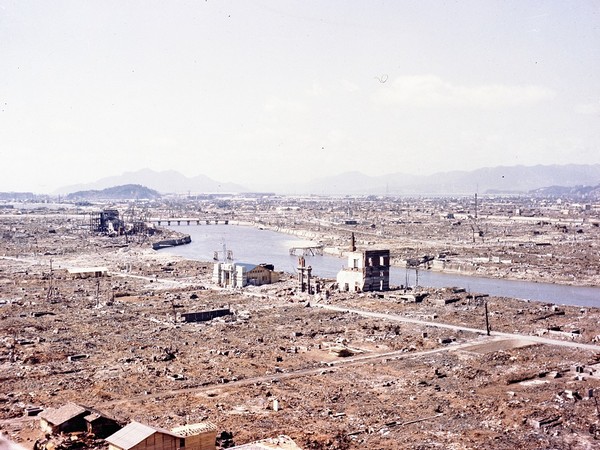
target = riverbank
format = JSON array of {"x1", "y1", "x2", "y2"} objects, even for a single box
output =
[
  {"x1": 221, "y1": 221, "x2": 600, "y2": 288},
  {"x1": 157, "y1": 222, "x2": 600, "y2": 306}
]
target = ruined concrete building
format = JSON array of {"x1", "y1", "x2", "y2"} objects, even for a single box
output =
[
  {"x1": 67, "y1": 266, "x2": 109, "y2": 279},
  {"x1": 337, "y1": 234, "x2": 390, "y2": 292},
  {"x1": 90, "y1": 209, "x2": 124, "y2": 235},
  {"x1": 212, "y1": 262, "x2": 279, "y2": 288}
]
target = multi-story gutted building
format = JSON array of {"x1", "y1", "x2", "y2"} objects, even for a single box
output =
[{"x1": 337, "y1": 248, "x2": 390, "y2": 292}]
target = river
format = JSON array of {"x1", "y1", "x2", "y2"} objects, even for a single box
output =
[{"x1": 158, "y1": 224, "x2": 600, "y2": 307}]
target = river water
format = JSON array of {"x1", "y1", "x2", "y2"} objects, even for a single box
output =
[{"x1": 158, "y1": 224, "x2": 600, "y2": 307}]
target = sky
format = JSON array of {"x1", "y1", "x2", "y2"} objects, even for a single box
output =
[{"x1": 1, "y1": 0, "x2": 599, "y2": 193}]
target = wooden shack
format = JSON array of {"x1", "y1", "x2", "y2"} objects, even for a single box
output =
[
  {"x1": 85, "y1": 412, "x2": 122, "y2": 439},
  {"x1": 40, "y1": 403, "x2": 121, "y2": 438},
  {"x1": 106, "y1": 422, "x2": 181, "y2": 450},
  {"x1": 171, "y1": 422, "x2": 216, "y2": 450},
  {"x1": 39, "y1": 403, "x2": 89, "y2": 434}
]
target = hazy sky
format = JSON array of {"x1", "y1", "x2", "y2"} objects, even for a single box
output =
[{"x1": 1, "y1": 1, "x2": 599, "y2": 192}]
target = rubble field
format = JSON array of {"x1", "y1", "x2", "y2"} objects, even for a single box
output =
[
  {"x1": 1, "y1": 211, "x2": 600, "y2": 449},
  {"x1": 240, "y1": 195, "x2": 600, "y2": 287}
]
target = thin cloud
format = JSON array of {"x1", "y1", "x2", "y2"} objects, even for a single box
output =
[
  {"x1": 340, "y1": 79, "x2": 359, "y2": 92},
  {"x1": 373, "y1": 75, "x2": 555, "y2": 108},
  {"x1": 263, "y1": 96, "x2": 307, "y2": 113},
  {"x1": 574, "y1": 102, "x2": 600, "y2": 115}
]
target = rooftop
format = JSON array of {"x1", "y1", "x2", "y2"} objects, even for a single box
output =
[
  {"x1": 39, "y1": 403, "x2": 88, "y2": 426},
  {"x1": 105, "y1": 422, "x2": 178, "y2": 450},
  {"x1": 171, "y1": 422, "x2": 217, "y2": 437}
]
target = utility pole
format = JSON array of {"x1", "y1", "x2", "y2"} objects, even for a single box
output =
[
  {"x1": 46, "y1": 258, "x2": 54, "y2": 302},
  {"x1": 95, "y1": 279, "x2": 100, "y2": 308},
  {"x1": 484, "y1": 300, "x2": 490, "y2": 336}
]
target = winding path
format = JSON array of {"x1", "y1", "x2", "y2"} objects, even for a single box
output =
[{"x1": 315, "y1": 303, "x2": 600, "y2": 351}]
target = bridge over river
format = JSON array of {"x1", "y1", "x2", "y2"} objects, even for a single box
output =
[
  {"x1": 150, "y1": 217, "x2": 229, "y2": 226},
  {"x1": 289, "y1": 244, "x2": 324, "y2": 256}
]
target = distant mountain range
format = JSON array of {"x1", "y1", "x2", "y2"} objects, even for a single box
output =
[
  {"x1": 54, "y1": 164, "x2": 600, "y2": 196},
  {"x1": 65, "y1": 184, "x2": 161, "y2": 201},
  {"x1": 530, "y1": 184, "x2": 600, "y2": 200},
  {"x1": 294, "y1": 164, "x2": 600, "y2": 196},
  {"x1": 55, "y1": 169, "x2": 245, "y2": 195}
]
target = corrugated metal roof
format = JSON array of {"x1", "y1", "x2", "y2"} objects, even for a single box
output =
[
  {"x1": 171, "y1": 422, "x2": 216, "y2": 436},
  {"x1": 105, "y1": 422, "x2": 177, "y2": 449},
  {"x1": 39, "y1": 403, "x2": 88, "y2": 426}
]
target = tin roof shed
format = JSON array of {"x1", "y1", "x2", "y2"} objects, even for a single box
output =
[{"x1": 106, "y1": 422, "x2": 179, "y2": 450}]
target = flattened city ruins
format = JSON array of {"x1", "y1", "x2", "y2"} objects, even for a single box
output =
[{"x1": 1, "y1": 194, "x2": 600, "y2": 449}]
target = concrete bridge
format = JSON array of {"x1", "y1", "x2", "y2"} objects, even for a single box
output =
[
  {"x1": 289, "y1": 244, "x2": 324, "y2": 256},
  {"x1": 150, "y1": 218, "x2": 229, "y2": 226}
]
